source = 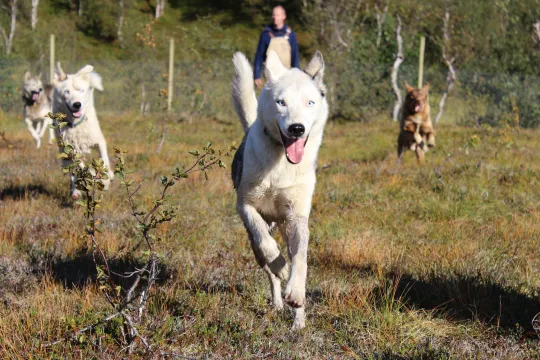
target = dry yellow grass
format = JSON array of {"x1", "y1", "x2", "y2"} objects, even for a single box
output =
[{"x1": 0, "y1": 111, "x2": 539, "y2": 358}]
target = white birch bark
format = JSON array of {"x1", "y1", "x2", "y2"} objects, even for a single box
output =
[
  {"x1": 391, "y1": 16, "x2": 404, "y2": 122},
  {"x1": 1, "y1": 0, "x2": 17, "y2": 56},
  {"x1": 435, "y1": 10, "x2": 457, "y2": 125},
  {"x1": 31, "y1": 0, "x2": 38, "y2": 30}
]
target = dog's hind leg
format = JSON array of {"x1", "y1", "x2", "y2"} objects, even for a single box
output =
[
  {"x1": 415, "y1": 146, "x2": 425, "y2": 165},
  {"x1": 426, "y1": 132, "x2": 435, "y2": 148},
  {"x1": 25, "y1": 118, "x2": 41, "y2": 148},
  {"x1": 238, "y1": 203, "x2": 289, "y2": 281}
]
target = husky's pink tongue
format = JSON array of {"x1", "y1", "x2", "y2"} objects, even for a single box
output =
[
  {"x1": 73, "y1": 110, "x2": 82, "y2": 118},
  {"x1": 415, "y1": 104, "x2": 421, "y2": 112},
  {"x1": 284, "y1": 137, "x2": 307, "y2": 164},
  {"x1": 32, "y1": 93, "x2": 39, "y2": 101}
]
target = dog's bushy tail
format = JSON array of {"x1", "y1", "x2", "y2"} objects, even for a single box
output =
[{"x1": 232, "y1": 52, "x2": 257, "y2": 133}]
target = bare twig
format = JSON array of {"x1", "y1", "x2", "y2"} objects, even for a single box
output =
[{"x1": 42, "y1": 312, "x2": 122, "y2": 348}]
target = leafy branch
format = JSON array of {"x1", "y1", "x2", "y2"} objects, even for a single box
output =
[{"x1": 42, "y1": 114, "x2": 236, "y2": 356}]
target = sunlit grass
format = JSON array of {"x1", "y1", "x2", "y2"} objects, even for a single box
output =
[{"x1": 0, "y1": 111, "x2": 539, "y2": 358}]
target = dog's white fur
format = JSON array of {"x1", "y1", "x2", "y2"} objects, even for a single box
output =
[
  {"x1": 22, "y1": 72, "x2": 56, "y2": 148},
  {"x1": 52, "y1": 63, "x2": 113, "y2": 200},
  {"x1": 231, "y1": 50, "x2": 328, "y2": 330}
]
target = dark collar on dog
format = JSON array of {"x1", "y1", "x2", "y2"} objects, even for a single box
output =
[
  {"x1": 22, "y1": 96, "x2": 36, "y2": 106},
  {"x1": 264, "y1": 126, "x2": 282, "y2": 146},
  {"x1": 70, "y1": 114, "x2": 87, "y2": 128}
]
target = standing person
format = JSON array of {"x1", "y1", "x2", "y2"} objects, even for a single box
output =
[{"x1": 253, "y1": 5, "x2": 300, "y2": 88}]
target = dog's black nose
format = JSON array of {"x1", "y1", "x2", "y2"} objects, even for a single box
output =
[
  {"x1": 288, "y1": 124, "x2": 305, "y2": 137},
  {"x1": 72, "y1": 102, "x2": 82, "y2": 110}
]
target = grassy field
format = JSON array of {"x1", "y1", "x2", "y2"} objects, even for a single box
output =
[{"x1": 0, "y1": 110, "x2": 539, "y2": 359}]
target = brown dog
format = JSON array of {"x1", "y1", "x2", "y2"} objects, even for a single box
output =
[{"x1": 397, "y1": 82, "x2": 435, "y2": 164}]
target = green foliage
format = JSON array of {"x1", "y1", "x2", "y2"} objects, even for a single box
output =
[{"x1": 76, "y1": 0, "x2": 121, "y2": 42}]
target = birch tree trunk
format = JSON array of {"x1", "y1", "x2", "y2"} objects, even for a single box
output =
[
  {"x1": 155, "y1": 0, "x2": 165, "y2": 19},
  {"x1": 375, "y1": 3, "x2": 388, "y2": 48},
  {"x1": 31, "y1": 0, "x2": 38, "y2": 30},
  {"x1": 434, "y1": 10, "x2": 457, "y2": 125},
  {"x1": 391, "y1": 16, "x2": 404, "y2": 122},
  {"x1": 1, "y1": 0, "x2": 17, "y2": 56},
  {"x1": 118, "y1": 0, "x2": 125, "y2": 45},
  {"x1": 534, "y1": 21, "x2": 540, "y2": 43}
]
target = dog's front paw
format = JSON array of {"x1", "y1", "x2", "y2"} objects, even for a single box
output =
[
  {"x1": 418, "y1": 141, "x2": 425, "y2": 150},
  {"x1": 284, "y1": 284, "x2": 306, "y2": 308},
  {"x1": 272, "y1": 297, "x2": 284, "y2": 311},
  {"x1": 268, "y1": 255, "x2": 289, "y2": 281},
  {"x1": 291, "y1": 307, "x2": 305, "y2": 330}
]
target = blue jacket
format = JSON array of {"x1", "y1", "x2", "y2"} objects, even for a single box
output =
[{"x1": 253, "y1": 24, "x2": 300, "y2": 80}]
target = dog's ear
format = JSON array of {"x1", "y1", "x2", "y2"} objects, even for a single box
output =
[
  {"x1": 264, "y1": 50, "x2": 287, "y2": 83},
  {"x1": 54, "y1": 62, "x2": 67, "y2": 83},
  {"x1": 24, "y1": 71, "x2": 31, "y2": 82},
  {"x1": 405, "y1": 81, "x2": 414, "y2": 93},
  {"x1": 422, "y1": 82, "x2": 430, "y2": 92},
  {"x1": 88, "y1": 72, "x2": 103, "y2": 91},
  {"x1": 37, "y1": 72, "x2": 42, "y2": 80},
  {"x1": 76, "y1": 65, "x2": 94, "y2": 77},
  {"x1": 304, "y1": 50, "x2": 326, "y2": 94}
]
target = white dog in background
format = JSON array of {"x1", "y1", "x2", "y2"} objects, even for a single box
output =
[
  {"x1": 231, "y1": 50, "x2": 329, "y2": 329},
  {"x1": 52, "y1": 63, "x2": 113, "y2": 200},
  {"x1": 22, "y1": 72, "x2": 56, "y2": 148}
]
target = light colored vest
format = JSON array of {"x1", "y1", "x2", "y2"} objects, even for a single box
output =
[{"x1": 266, "y1": 28, "x2": 292, "y2": 68}]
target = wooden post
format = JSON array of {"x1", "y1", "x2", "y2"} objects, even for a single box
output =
[
  {"x1": 167, "y1": 38, "x2": 174, "y2": 113},
  {"x1": 49, "y1": 34, "x2": 55, "y2": 83},
  {"x1": 418, "y1": 36, "x2": 425, "y2": 88}
]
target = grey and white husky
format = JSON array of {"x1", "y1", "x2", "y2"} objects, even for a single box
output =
[{"x1": 231, "y1": 50, "x2": 329, "y2": 329}]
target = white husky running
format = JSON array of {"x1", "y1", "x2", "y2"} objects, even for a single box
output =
[
  {"x1": 22, "y1": 72, "x2": 56, "y2": 148},
  {"x1": 52, "y1": 63, "x2": 114, "y2": 200},
  {"x1": 231, "y1": 50, "x2": 328, "y2": 330}
]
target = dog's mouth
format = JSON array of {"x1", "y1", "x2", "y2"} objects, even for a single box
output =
[
  {"x1": 31, "y1": 91, "x2": 40, "y2": 101},
  {"x1": 414, "y1": 104, "x2": 421, "y2": 112},
  {"x1": 279, "y1": 130, "x2": 309, "y2": 164},
  {"x1": 68, "y1": 107, "x2": 83, "y2": 118}
]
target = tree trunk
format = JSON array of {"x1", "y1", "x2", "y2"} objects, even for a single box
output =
[
  {"x1": 155, "y1": 0, "x2": 165, "y2": 19},
  {"x1": 1, "y1": 0, "x2": 17, "y2": 56},
  {"x1": 435, "y1": 10, "x2": 457, "y2": 125},
  {"x1": 31, "y1": 0, "x2": 38, "y2": 30},
  {"x1": 375, "y1": 3, "x2": 388, "y2": 48},
  {"x1": 118, "y1": 0, "x2": 125, "y2": 45},
  {"x1": 78, "y1": 0, "x2": 83, "y2": 16},
  {"x1": 534, "y1": 21, "x2": 540, "y2": 44},
  {"x1": 391, "y1": 16, "x2": 404, "y2": 122}
]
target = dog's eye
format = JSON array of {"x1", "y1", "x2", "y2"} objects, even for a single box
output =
[
  {"x1": 276, "y1": 100, "x2": 286, "y2": 107},
  {"x1": 64, "y1": 90, "x2": 70, "y2": 95},
  {"x1": 39, "y1": 88, "x2": 43, "y2": 92},
  {"x1": 79, "y1": 89, "x2": 85, "y2": 93},
  {"x1": 307, "y1": 100, "x2": 315, "y2": 107}
]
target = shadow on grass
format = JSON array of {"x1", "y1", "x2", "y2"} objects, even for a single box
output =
[
  {"x1": 0, "y1": 183, "x2": 52, "y2": 201},
  {"x1": 391, "y1": 272, "x2": 540, "y2": 331},
  {"x1": 31, "y1": 248, "x2": 173, "y2": 290}
]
